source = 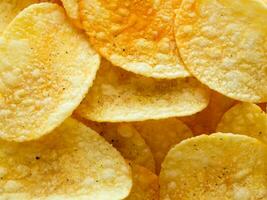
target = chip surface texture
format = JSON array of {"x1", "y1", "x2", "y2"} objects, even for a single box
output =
[
  {"x1": 0, "y1": 118, "x2": 132, "y2": 199},
  {"x1": 175, "y1": 0, "x2": 267, "y2": 102},
  {"x1": 0, "y1": 3, "x2": 100, "y2": 141},
  {"x1": 79, "y1": 0, "x2": 190, "y2": 79},
  {"x1": 160, "y1": 133, "x2": 267, "y2": 199}
]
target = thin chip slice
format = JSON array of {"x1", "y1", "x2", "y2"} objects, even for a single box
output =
[
  {"x1": 79, "y1": 0, "x2": 190, "y2": 79},
  {"x1": 126, "y1": 162, "x2": 159, "y2": 200},
  {"x1": 0, "y1": 118, "x2": 132, "y2": 199},
  {"x1": 75, "y1": 59, "x2": 210, "y2": 122},
  {"x1": 217, "y1": 103, "x2": 267, "y2": 143},
  {"x1": 77, "y1": 118, "x2": 156, "y2": 172},
  {"x1": 160, "y1": 133, "x2": 267, "y2": 200},
  {"x1": 134, "y1": 118, "x2": 192, "y2": 174},
  {"x1": 61, "y1": 0, "x2": 82, "y2": 28},
  {"x1": 175, "y1": 0, "x2": 267, "y2": 102},
  {"x1": 0, "y1": 3, "x2": 100, "y2": 141},
  {"x1": 181, "y1": 92, "x2": 236, "y2": 135},
  {"x1": 0, "y1": 0, "x2": 40, "y2": 34}
]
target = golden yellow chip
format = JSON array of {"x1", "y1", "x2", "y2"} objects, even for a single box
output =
[
  {"x1": 0, "y1": 118, "x2": 132, "y2": 199},
  {"x1": 175, "y1": 0, "x2": 267, "y2": 102},
  {"x1": 181, "y1": 92, "x2": 236, "y2": 135},
  {"x1": 217, "y1": 103, "x2": 267, "y2": 143},
  {"x1": 160, "y1": 133, "x2": 267, "y2": 200},
  {"x1": 134, "y1": 118, "x2": 192, "y2": 174},
  {"x1": 0, "y1": 3, "x2": 100, "y2": 141},
  {"x1": 61, "y1": 0, "x2": 82, "y2": 28},
  {"x1": 75, "y1": 59, "x2": 210, "y2": 122},
  {"x1": 79, "y1": 0, "x2": 190, "y2": 79},
  {"x1": 76, "y1": 118, "x2": 156, "y2": 172},
  {"x1": 126, "y1": 162, "x2": 159, "y2": 200},
  {"x1": 0, "y1": 0, "x2": 40, "y2": 34}
]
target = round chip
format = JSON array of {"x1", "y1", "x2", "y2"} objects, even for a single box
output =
[
  {"x1": 61, "y1": 0, "x2": 82, "y2": 28},
  {"x1": 217, "y1": 103, "x2": 267, "y2": 144},
  {"x1": 125, "y1": 162, "x2": 159, "y2": 200},
  {"x1": 0, "y1": 118, "x2": 132, "y2": 199},
  {"x1": 134, "y1": 118, "x2": 192, "y2": 174},
  {"x1": 181, "y1": 92, "x2": 236, "y2": 135},
  {"x1": 75, "y1": 59, "x2": 210, "y2": 122},
  {"x1": 79, "y1": 0, "x2": 190, "y2": 79},
  {"x1": 0, "y1": 3, "x2": 100, "y2": 141},
  {"x1": 0, "y1": 0, "x2": 40, "y2": 34},
  {"x1": 160, "y1": 133, "x2": 267, "y2": 200},
  {"x1": 78, "y1": 119, "x2": 156, "y2": 172},
  {"x1": 175, "y1": 0, "x2": 267, "y2": 102}
]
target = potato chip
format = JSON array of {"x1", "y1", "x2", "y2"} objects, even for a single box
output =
[
  {"x1": 61, "y1": 0, "x2": 82, "y2": 28},
  {"x1": 0, "y1": 3, "x2": 100, "y2": 141},
  {"x1": 76, "y1": 118, "x2": 156, "y2": 172},
  {"x1": 75, "y1": 59, "x2": 210, "y2": 122},
  {"x1": 175, "y1": 0, "x2": 267, "y2": 102},
  {"x1": 79, "y1": 0, "x2": 190, "y2": 79},
  {"x1": 0, "y1": 118, "x2": 132, "y2": 199},
  {"x1": 126, "y1": 162, "x2": 159, "y2": 200},
  {"x1": 134, "y1": 118, "x2": 192, "y2": 174},
  {"x1": 181, "y1": 92, "x2": 236, "y2": 135},
  {"x1": 217, "y1": 103, "x2": 267, "y2": 144},
  {"x1": 0, "y1": 0, "x2": 40, "y2": 34},
  {"x1": 160, "y1": 133, "x2": 267, "y2": 200}
]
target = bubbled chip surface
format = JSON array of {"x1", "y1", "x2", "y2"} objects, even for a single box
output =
[
  {"x1": 79, "y1": 0, "x2": 190, "y2": 79},
  {"x1": 0, "y1": 118, "x2": 132, "y2": 199},
  {"x1": 0, "y1": 3, "x2": 100, "y2": 141}
]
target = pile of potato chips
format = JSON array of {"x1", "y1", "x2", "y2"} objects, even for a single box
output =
[{"x1": 0, "y1": 0, "x2": 266, "y2": 199}]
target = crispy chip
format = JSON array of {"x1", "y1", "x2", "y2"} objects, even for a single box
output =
[
  {"x1": 160, "y1": 133, "x2": 267, "y2": 199},
  {"x1": 79, "y1": 0, "x2": 190, "y2": 79},
  {"x1": 0, "y1": 0, "x2": 40, "y2": 34},
  {"x1": 61, "y1": 0, "x2": 82, "y2": 27},
  {"x1": 175, "y1": 0, "x2": 267, "y2": 102},
  {"x1": 134, "y1": 118, "x2": 192, "y2": 174},
  {"x1": 75, "y1": 59, "x2": 210, "y2": 122},
  {"x1": 181, "y1": 92, "x2": 236, "y2": 135},
  {"x1": 217, "y1": 103, "x2": 267, "y2": 144},
  {"x1": 0, "y1": 3, "x2": 100, "y2": 141},
  {"x1": 75, "y1": 118, "x2": 156, "y2": 172},
  {"x1": 126, "y1": 162, "x2": 159, "y2": 200},
  {"x1": 0, "y1": 118, "x2": 132, "y2": 199}
]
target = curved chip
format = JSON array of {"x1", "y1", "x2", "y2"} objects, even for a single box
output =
[
  {"x1": 78, "y1": 119, "x2": 156, "y2": 172},
  {"x1": 181, "y1": 92, "x2": 236, "y2": 135},
  {"x1": 134, "y1": 118, "x2": 192, "y2": 174},
  {"x1": 217, "y1": 103, "x2": 267, "y2": 143},
  {"x1": 126, "y1": 162, "x2": 159, "y2": 200},
  {"x1": 61, "y1": 0, "x2": 82, "y2": 27},
  {"x1": 175, "y1": 0, "x2": 267, "y2": 102},
  {"x1": 79, "y1": 0, "x2": 190, "y2": 79},
  {"x1": 0, "y1": 3, "x2": 100, "y2": 141},
  {"x1": 0, "y1": 0, "x2": 40, "y2": 34},
  {"x1": 0, "y1": 118, "x2": 132, "y2": 199},
  {"x1": 160, "y1": 133, "x2": 267, "y2": 200},
  {"x1": 75, "y1": 59, "x2": 210, "y2": 122}
]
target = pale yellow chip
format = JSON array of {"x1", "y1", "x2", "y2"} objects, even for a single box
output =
[
  {"x1": 125, "y1": 162, "x2": 159, "y2": 200},
  {"x1": 181, "y1": 92, "x2": 236, "y2": 135},
  {"x1": 61, "y1": 0, "x2": 82, "y2": 28},
  {"x1": 175, "y1": 0, "x2": 267, "y2": 102},
  {"x1": 217, "y1": 103, "x2": 267, "y2": 143},
  {"x1": 0, "y1": 3, "x2": 100, "y2": 141},
  {"x1": 75, "y1": 59, "x2": 210, "y2": 122},
  {"x1": 160, "y1": 133, "x2": 267, "y2": 200},
  {"x1": 0, "y1": 0, "x2": 40, "y2": 34},
  {"x1": 79, "y1": 0, "x2": 190, "y2": 79},
  {"x1": 75, "y1": 118, "x2": 156, "y2": 172},
  {"x1": 134, "y1": 118, "x2": 193, "y2": 174},
  {"x1": 0, "y1": 118, "x2": 132, "y2": 199}
]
